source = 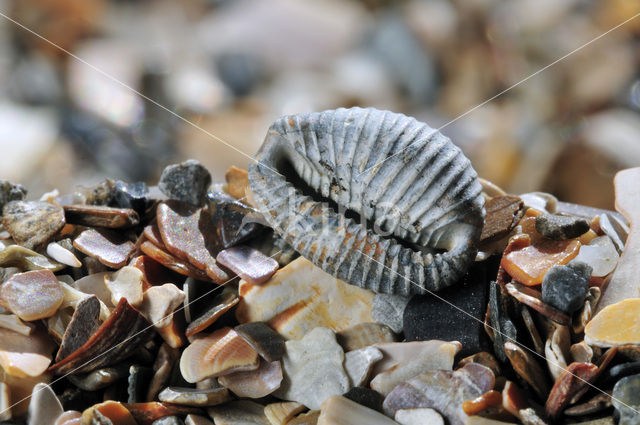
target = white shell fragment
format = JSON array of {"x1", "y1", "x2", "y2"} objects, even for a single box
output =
[
  {"x1": 0, "y1": 314, "x2": 34, "y2": 336},
  {"x1": 249, "y1": 107, "x2": 485, "y2": 295},
  {"x1": 372, "y1": 340, "x2": 461, "y2": 376},
  {"x1": 264, "y1": 402, "x2": 306, "y2": 425},
  {"x1": 274, "y1": 327, "x2": 350, "y2": 410},
  {"x1": 139, "y1": 283, "x2": 186, "y2": 328},
  {"x1": 395, "y1": 408, "x2": 444, "y2": 425},
  {"x1": 318, "y1": 395, "x2": 399, "y2": 425},
  {"x1": 46, "y1": 242, "x2": 81, "y2": 268},
  {"x1": 344, "y1": 346, "x2": 383, "y2": 387},
  {"x1": 27, "y1": 383, "x2": 63, "y2": 425},
  {"x1": 104, "y1": 266, "x2": 144, "y2": 308}
]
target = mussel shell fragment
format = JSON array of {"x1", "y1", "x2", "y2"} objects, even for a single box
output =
[{"x1": 249, "y1": 107, "x2": 484, "y2": 295}]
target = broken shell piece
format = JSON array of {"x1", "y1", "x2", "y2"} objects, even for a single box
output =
[
  {"x1": 344, "y1": 346, "x2": 382, "y2": 387},
  {"x1": 249, "y1": 107, "x2": 485, "y2": 295},
  {"x1": 503, "y1": 342, "x2": 549, "y2": 400},
  {"x1": 336, "y1": 322, "x2": 396, "y2": 352},
  {"x1": 185, "y1": 288, "x2": 238, "y2": 337},
  {"x1": 586, "y1": 298, "x2": 640, "y2": 347},
  {"x1": 0, "y1": 313, "x2": 34, "y2": 335},
  {"x1": 27, "y1": 383, "x2": 63, "y2": 425},
  {"x1": 0, "y1": 269, "x2": 63, "y2": 321},
  {"x1": 318, "y1": 395, "x2": 398, "y2": 425},
  {"x1": 218, "y1": 359, "x2": 283, "y2": 398},
  {"x1": 480, "y1": 195, "x2": 524, "y2": 243},
  {"x1": 599, "y1": 212, "x2": 628, "y2": 253},
  {"x1": 59, "y1": 280, "x2": 110, "y2": 322},
  {"x1": 573, "y1": 286, "x2": 600, "y2": 335},
  {"x1": 128, "y1": 364, "x2": 153, "y2": 403},
  {"x1": 371, "y1": 341, "x2": 460, "y2": 396},
  {"x1": 570, "y1": 236, "x2": 619, "y2": 277},
  {"x1": 501, "y1": 239, "x2": 580, "y2": 286},
  {"x1": 395, "y1": 408, "x2": 444, "y2": 425},
  {"x1": 505, "y1": 282, "x2": 570, "y2": 325},
  {"x1": 208, "y1": 400, "x2": 270, "y2": 425},
  {"x1": 571, "y1": 341, "x2": 594, "y2": 364},
  {"x1": 216, "y1": 245, "x2": 279, "y2": 285},
  {"x1": 141, "y1": 241, "x2": 211, "y2": 281},
  {"x1": 46, "y1": 242, "x2": 81, "y2": 268},
  {"x1": 465, "y1": 417, "x2": 517, "y2": 425},
  {"x1": 236, "y1": 257, "x2": 374, "y2": 339},
  {"x1": 67, "y1": 364, "x2": 130, "y2": 391},
  {"x1": 2, "y1": 201, "x2": 66, "y2": 250},
  {"x1": 139, "y1": 283, "x2": 185, "y2": 328},
  {"x1": 158, "y1": 387, "x2": 230, "y2": 407},
  {"x1": 73, "y1": 272, "x2": 113, "y2": 307},
  {"x1": 264, "y1": 402, "x2": 306, "y2": 425},
  {"x1": 185, "y1": 415, "x2": 213, "y2": 425},
  {"x1": 288, "y1": 410, "x2": 321, "y2": 425},
  {"x1": 274, "y1": 327, "x2": 349, "y2": 410},
  {"x1": 54, "y1": 411, "x2": 83, "y2": 425},
  {"x1": 520, "y1": 307, "x2": 544, "y2": 355},
  {"x1": 545, "y1": 325, "x2": 570, "y2": 381},
  {"x1": 81, "y1": 401, "x2": 137, "y2": 425},
  {"x1": 564, "y1": 391, "x2": 612, "y2": 417},
  {"x1": 74, "y1": 228, "x2": 135, "y2": 268},
  {"x1": 48, "y1": 299, "x2": 154, "y2": 375},
  {"x1": 147, "y1": 344, "x2": 179, "y2": 402},
  {"x1": 123, "y1": 402, "x2": 199, "y2": 425},
  {"x1": 105, "y1": 266, "x2": 144, "y2": 308},
  {"x1": 0, "y1": 244, "x2": 64, "y2": 272},
  {"x1": 462, "y1": 390, "x2": 502, "y2": 416},
  {"x1": 55, "y1": 296, "x2": 101, "y2": 362},
  {"x1": 234, "y1": 321, "x2": 286, "y2": 362},
  {"x1": 458, "y1": 352, "x2": 501, "y2": 377},
  {"x1": 544, "y1": 362, "x2": 599, "y2": 420},
  {"x1": 3, "y1": 370, "x2": 51, "y2": 417},
  {"x1": 519, "y1": 192, "x2": 557, "y2": 213},
  {"x1": 179, "y1": 327, "x2": 259, "y2": 383},
  {"x1": 224, "y1": 165, "x2": 250, "y2": 201},
  {"x1": 63, "y1": 204, "x2": 139, "y2": 228}
]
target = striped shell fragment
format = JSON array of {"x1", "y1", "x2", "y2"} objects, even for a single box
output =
[{"x1": 248, "y1": 107, "x2": 485, "y2": 296}]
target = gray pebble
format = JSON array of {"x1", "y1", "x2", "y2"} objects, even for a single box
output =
[
  {"x1": 535, "y1": 214, "x2": 589, "y2": 240},
  {"x1": 542, "y1": 262, "x2": 592, "y2": 315},
  {"x1": 158, "y1": 160, "x2": 211, "y2": 206},
  {"x1": 372, "y1": 294, "x2": 409, "y2": 334},
  {"x1": 613, "y1": 374, "x2": 640, "y2": 425},
  {"x1": 0, "y1": 180, "x2": 26, "y2": 212}
]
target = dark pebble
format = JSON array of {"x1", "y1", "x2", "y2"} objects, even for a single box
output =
[
  {"x1": 343, "y1": 386, "x2": 384, "y2": 413},
  {"x1": 601, "y1": 362, "x2": 640, "y2": 387},
  {"x1": 535, "y1": 214, "x2": 590, "y2": 240},
  {"x1": 235, "y1": 321, "x2": 286, "y2": 362},
  {"x1": 0, "y1": 180, "x2": 26, "y2": 212},
  {"x1": 112, "y1": 180, "x2": 149, "y2": 213},
  {"x1": 542, "y1": 262, "x2": 591, "y2": 315},
  {"x1": 207, "y1": 191, "x2": 265, "y2": 249},
  {"x1": 158, "y1": 160, "x2": 211, "y2": 207}
]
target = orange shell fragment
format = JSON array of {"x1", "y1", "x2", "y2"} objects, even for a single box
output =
[
  {"x1": 585, "y1": 298, "x2": 640, "y2": 347},
  {"x1": 501, "y1": 239, "x2": 581, "y2": 286}
]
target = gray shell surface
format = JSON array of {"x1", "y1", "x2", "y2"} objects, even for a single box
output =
[{"x1": 248, "y1": 107, "x2": 485, "y2": 295}]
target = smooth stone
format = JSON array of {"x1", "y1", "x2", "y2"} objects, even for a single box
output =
[
  {"x1": 0, "y1": 180, "x2": 26, "y2": 212},
  {"x1": 207, "y1": 400, "x2": 270, "y2": 425},
  {"x1": 0, "y1": 314, "x2": 33, "y2": 336},
  {"x1": 184, "y1": 415, "x2": 213, "y2": 425},
  {"x1": 180, "y1": 327, "x2": 259, "y2": 383},
  {"x1": 274, "y1": 327, "x2": 349, "y2": 410},
  {"x1": 112, "y1": 180, "x2": 149, "y2": 213},
  {"x1": 488, "y1": 281, "x2": 517, "y2": 363},
  {"x1": 343, "y1": 387, "x2": 384, "y2": 413},
  {"x1": 73, "y1": 228, "x2": 135, "y2": 268},
  {"x1": 105, "y1": 266, "x2": 144, "y2": 308},
  {"x1": 571, "y1": 236, "x2": 619, "y2": 277},
  {"x1": 54, "y1": 411, "x2": 83, "y2": 425},
  {"x1": 336, "y1": 323, "x2": 396, "y2": 352},
  {"x1": 140, "y1": 241, "x2": 211, "y2": 282},
  {"x1": 535, "y1": 214, "x2": 590, "y2": 240},
  {"x1": 216, "y1": 245, "x2": 278, "y2": 285},
  {"x1": 218, "y1": 359, "x2": 283, "y2": 398},
  {"x1": 372, "y1": 294, "x2": 409, "y2": 334},
  {"x1": 156, "y1": 202, "x2": 229, "y2": 284},
  {"x1": 570, "y1": 341, "x2": 594, "y2": 364},
  {"x1": 541, "y1": 262, "x2": 592, "y2": 314},
  {"x1": 46, "y1": 242, "x2": 81, "y2": 268},
  {"x1": 317, "y1": 395, "x2": 398, "y2": 425},
  {"x1": 503, "y1": 342, "x2": 549, "y2": 400},
  {"x1": 63, "y1": 204, "x2": 139, "y2": 228},
  {"x1": 186, "y1": 288, "x2": 238, "y2": 337},
  {"x1": 152, "y1": 417, "x2": 184, "y2": 425},
  {"x1": 234, "y1": 322, "x2": 285, "y2": 362},
  {"x1": 263, "y1": 402, "x2": 306, "y2": 425},
  {"x1": 128, "y1": 365, "x2": 153, "y2": 403},
  {"x1": 586, "y1": 298, "x2": 640, "y2": 347},
  {"x1": 601, "y1": 362, "x2": 640, "y2": 386},
  {"x1": 67, "y1": 364, "x2": 130, "y2": 391},
  {"x1": 139, "y1": 284, "x2": 186, "y2": 328},
  {"x1": 224, "y1": 166, "x2": 250, "y2": 201},
  {"x1": 395, "y1": 408, "x2": 444, "y2": 425},
  {"x1": 383, "y1": 363, "x2": 495, "y2": 425},
  {"x1": 371, "y1": 341, "x2": 460, "y2": 396},
  {"x1": 236, "y1": 257, "x2": 374, "y2": 340},
  {"x1": 545, "y1": 362, "x2": 599, "y2": 420},
  {"x1": 0, "y1": 269, "x2": 63, "y2": 321},
  {"x1": 159, "y1": 160, "x2": 211, "y2": 207},
  {"x1": 56, "y1": 296, "x2": 101, "y2": 362},
  {"x1": 158, "y1": 387, "x2": 230, "y2": 407},
  {"x1": 505, "y1": 282, "x2": 571, "y2": 325},
  {"x1": 2, "y1": 201, "x2": 65, "y2": 250},
  {"x1": 27, "y1": 383, "x2": 63, "y2": 425},
  {"x1": 344, "y1": 346, "x2": 383, "y2": 387},
  {"x1": 206, "y1": 190, "x2": 264, "y2": 249},
  {"x1": 480, "y1": 195, "x2": 524, "y2": 243},
  {"x1": 0, "y1": 245, "x2": 64, "y2": 272},
  {"x1": 597, "y1": 168, "x2": 640, "y2": 312}
]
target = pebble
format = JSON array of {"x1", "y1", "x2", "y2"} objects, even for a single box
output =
[
  {"x1": 27, "y1": 383, "x2": 63, "y2": 425},
  {"x1": 156, "y1": 201, "x2": 229, "y2": 284},
  {"x1": 152, "y1": 417, "x2": 184, "y2": 425},
  {"x1": 236, "y1": 257, "x2": 374, "y2": 339},
  {"x1": 186, "y1": 288, "x2": 238, "y2": 337},
  {"x1": 505, "y1": 282, "x2": 570, "y2": 325},
  {"x1": 535, "y1": 214, "x2": 590, "y2": 240},
  {"x1": 67, "y1": 364, "x2": 130, "y2": 391},
  {"x1": 105, "y1": 266, "x2": 144, "y2": 308},
  {"x1": 336, "y1": 322, "x2": 396, "y2": 352},
  {"x1": 317, "y1": 395, "x2": 398, "y2": 425},
  {"x1": 597, "y1": 168, "x2": 640, "y2": 312},
  {"x1": 264, "y1": 402, "x2": 306, "y2": 425},
  {"x1": 395, "y1": 408, "x2": 444, "y2": 425},
  {"x1": 503, "y1": 342, "x2": 549, "y2": 400},
  {"x1": 541, "y1": 262, "x2": 591, "y2": 314},
  {"x1": 0, "y1": 180, "x2": 27, "y2": 212},
  {"x1": 179, "y1": 327, "x2": 259, "y2": 383},
  {"x1": 371, "y1": 341, "x2": 460, "y2": 396},
  {"x1": 480, "y1": 195, "x2": 524, "y2": 243},
  {"x1": 207, "y1": 400, "x2": 270, "y2": 425},
  {"x1": 0, "y1": 313, "x2": 34, "y2": 335},
  {"x1": 73, "y1": 228, "x2": 135, "y2": 268},
  {"x1": 342, "y1": 387, "x2": 384, "y2": 413},
  {"x1": 372, "y1": 294, "x2": 409, "y2": 334},
  {"x1": 185, "y1": 415, "x2": 214, "y2": 425},
  {"x1": 382, "y1": 363, "x2": 494, "y2": 425},
  {"x1": 0, "y1": 270, "x2": 63, "y2": 321},
  {"x1": 611, "y1": 375, "x2": 640, "y2": 425},
  {"x1": 158, "y1": 387, "x2": 230, "y2": 407},
  {"x1": 55, "y1": 296, "x2": 101, "y2": 362},
  {"x1": 545, "y1": 362, "x2": 599, "y2": 420},
  {"x1": 2, "y1": 201, "x2": 65, "y2": 250},
  {"x1": 571, "y1": 236, "x2": 619, "y2": 277},
  {"x1": 274, "y1": 327, "x2": 349, "y2": 410},
  {"x1": 139, "y1": 283, "x2": 186, "y2": 328},
  {"x1": 570, "y1": 341, "x2": 594, "y2": 364},
  {"x1": 216, "y1": 245, "x2": 279, "y2": 285},
  {"x1": 158, "y1": 160, "x2": 211, "y2": 207},
  {"x1": 112, "y1": 180, "x2": 149, "y2": 213},
  {"x1": 234, "y1": 321, "x2": 285, "y2": 362},
  {"x1": 0, "y1": 245, "x2": 64, "y2": 272},
  {"x1": 224, "y1": 166, "x2": 250, "y2": 200},
  {"x1": 344, "y1": 346, "x2": 382, "y2": 387},
  {"x1": 586, "y1": 298, "x2": 640, "y2": 347},
  {"x1": 217, "y1": 359, "x2": 283, "y2": 398}
]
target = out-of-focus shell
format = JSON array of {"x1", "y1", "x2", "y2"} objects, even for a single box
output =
[{"x1": 249, "y1": 107, "x2": 484, "y2": 295}]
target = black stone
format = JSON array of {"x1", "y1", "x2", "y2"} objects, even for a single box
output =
[
  {"x1": 127, "y1": 364, "x2": 153, "y2": 403},
  {"x1": 489, "y1": 281, "x2": 518, "y2": 363},
  {"x1": 541, "y1": 262, "x2": 591, "y2": 315},
  {"x1": 0, "y1": 180, "x2": 26, "y2": 213},
  {"x1": 112, "y1": 180, "x2": 149, "y2": 214},
  {"x1": 158, "y1": 159, "x2": 211, "y2": 207},
  {"x1": 535, "y1": 214, "x2": 590, "y2": 240},
  {"x1": 216, "y1": 52, "x2": 263, "y2": 97},
  {"x1": 343, "y1": 387, "x2": 384, "y2": 413},
  {"x1": 403, "y1": 258, "x2": 499, "y2": 358},
  {"x1": 207, "y1": 191, "x2": 265, "y2": 248},
  {"x1": 152, "y1": 417, "x2": 184, "y2": 425}
]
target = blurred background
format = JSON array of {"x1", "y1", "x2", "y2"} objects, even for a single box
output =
[{"x1": 0, "y1": 0, "x2": 639, "y2": 209}]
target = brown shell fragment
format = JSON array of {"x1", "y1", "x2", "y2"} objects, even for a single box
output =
[
  {"x1": 336, "y1": 322, "x2": 396, "y2": 352},
  {"x1": 185, "y1": 288, "x2": 239, "y2": 337},
  {"x1": 48, "y1": 298, "x2": 154, "y2": 375},
  {"x1": 2, "y1": 201, "x2": 66, "y2": 250},
  {"x1": 225, "y1": 166, "x2": 251, "y2": 201},
  {"x1": 503, "y1": 342, "x2": 549, "y2": 400},
  {"x1": 55, "y1": 295, "x2": 101, "y2": 362},
  {"x1": 63, "y1": 204, "x2": 140, "y2": 228},
  {"x1": 74, "y1": 228, "x2": 135, "y2": 268},
  {"x1": 249, "y1": 107, "x2": 485, "y2": 295},
  {"x1": 123, "y1": 402, "x2": 200, "y2": 425},
  {"x1": 544, "y1": 362, "x2": 599, "y2": 420},
  {"x1": 564, "y1": 391, "x2": 612, "y2": 417},
  {"x1": 234, "y1": 321, "x2": 286, "y2": 362},
  {"x1": 481, "y1": 195, "x2": 524, "y2": 243},
  {"x1": 140, "y1": 241, "x2": 211, "y2": 281},
  {"x1": 505, "y1": 282, "x2": 570, "y2": 325}
]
